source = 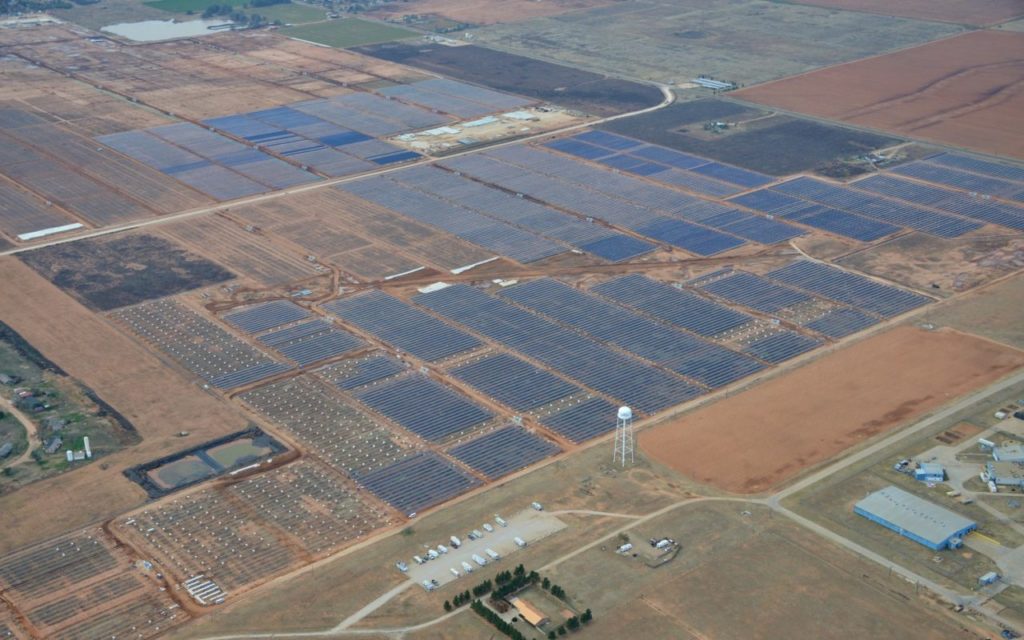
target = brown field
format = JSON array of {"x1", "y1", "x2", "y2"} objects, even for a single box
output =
[
  {"x1": 922, "y1": 272, "x2": 1024, "y2": 350},
  {"x1": 639, "y1": 326, "x2": 1024, "y2": 494},
  {"x1": 368, "y1": 0, "x2": 613, "y2": 25},
  {"x1": 735, "y1": 30, "x2": 1024, "y2": 160},
  {"x1": 787, "y1": 0, "x2": 1024, "y2": 26},
  {"x1": 0, "y1": 257, "x2": 248, "y2": 554}
]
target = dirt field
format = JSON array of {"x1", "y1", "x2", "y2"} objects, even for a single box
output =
[
  {"x1": 922, "y1": 272, "x2": 1024, "y2": 350},
  {"x1": 838, "y1": 233, "x2": 1024, "y2": 297},
  {"x1": 368, "y1": 0, "x2": 612, "y2": 25},
  {"x1": 0, "y1": 257, "x2": 249, "y2": 554},
  {"x1": 785, "y1": 0, "x2": 1024, "y2": 26},
  {"x1": 640, "y1": 326, "x2": 1024, "y2": 494},
  {"x1": 472, "y1": 0, "x2": 958, "y2": 85},
  {"x1": 600, "y1": 98, "x2": 901, "y2": 175},
  {"x1": 736, "y1": 30, "x2": 1024, "y2": 160}
]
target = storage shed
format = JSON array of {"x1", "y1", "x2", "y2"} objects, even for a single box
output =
[
  {"x1": 915, "y1": 463, "x2": 945, "y2": 483},
  {"x1": 854, "y1": 485, "x2": 976, "y2": 550}
]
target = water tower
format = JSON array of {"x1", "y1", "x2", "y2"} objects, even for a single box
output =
[{"x1": 612, "y1": 406, "x2": 634, "y2": 467}]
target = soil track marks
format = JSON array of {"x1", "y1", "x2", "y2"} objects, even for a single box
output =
[{"x1": 736, "y1": 31, "x2": 1024, "y2": 159}]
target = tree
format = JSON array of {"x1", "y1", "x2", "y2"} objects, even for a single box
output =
[
  {"x1": 443, "y1": 600, "x2": 452, "y2": 612},
  {"x1": 557, "y1": 626, "x2": 567, "y2": 636},
  {"x1": 514, "y1": 564, "x2": 525, "y2": 576},
  {"x1": 542, "y1": 577, "x2": 551, "y2": 590},
  {"x1": 566, "y1": 616, "x2": 580, "y2": 631},
  {"x1": 581, "y1": 609, "x2": 592, "y2": 624},
  {"x1": 548, "y1": 632, "x2": 556, "y2": 640}
]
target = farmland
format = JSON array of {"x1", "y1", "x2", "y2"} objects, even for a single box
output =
[
  {"x1": 471, "y1": 0, "x2": 960, "y2": 85},
  {"x1": 782, "y1": 0, "x2": 1024, "y2": 26},
  {"x1": 281, "y1": 18, "x2": 418, "y2": 48},
  {"x1": 736, "y1": 30, "x2": 1024, "y2": 160}
]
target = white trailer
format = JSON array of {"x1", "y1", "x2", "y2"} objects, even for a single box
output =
[
  {"x1": 450, "y1": 535, "x2": 461, "y2": 548},
  {"x1": 450, "y1": 567, "x2": 460, "y2": 577},
  {"x1": 461, "y1": 561, "x2": 474, "y2": 573},
  {"x1": 495, "y1": 515, "x2": 508, "y2": 527},
  {"x1": 514, "y1": 536, "x2": 527, "y2": 548},
  {"x1": 472, "y1": 554, "x2": 488, "y2": 567},
  {"x1": 483, "y1": 523, "x2": 494, "y2": 533},
  {"x1": 485, "y1": 548, "x2": 501, "y2": 560},
  {"x1": 437, "y1": 544, "x2": 449, "y2": 554},
  {"x1": 427, "y1": 549, "x2": 439, "y2": 560}
]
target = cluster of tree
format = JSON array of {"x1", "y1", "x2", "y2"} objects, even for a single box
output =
[
  {"x1": 201, "y1": 3, "x2": 276, "y2": 27},
  {"x1": 444, "y1": 589, "x2": 474, "y2": 611},
  {"x1": 545, "y1": 609, "x2": 593, "y2": 638},
  {"x1": 493, "y1": 565, "x2": 540, "y2": 600},
  {"x1": 248, "y1": 0, "x2": 287, "y2": 7},
  {"x1": 540, "y1": 577, "x2": 567, "y2": 601},
  {"x1": 472, "y1": 579, "x2": 493, "y2": 598},
  {"x1": 1, "y1": 0, "x2": 72, "y2": 14},
  {"x1": 470, "y1": 599, "x2": 529, "y2": 640}
]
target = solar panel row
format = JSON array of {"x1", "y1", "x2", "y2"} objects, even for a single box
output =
[
  {"x1": 803, "y1": 307, "x2": 878, "y2": 339},
  {"x1": 592, "y1": 274, "x2": 753, "y2": 337},
  {"x1": 766, "y1": 261, "x2": 931, "y2": 318},
  {"x1": 223, "y1": 300, "x2": 311, "y2": 334},
  {"x1": 355, "y1": 452, "x2": 481, "y2": 515},
  {"x1": 893, "y1": 161, "x2": 1020, "y2": 198},
  {"x1": 323, "y1": 291, "x2": 480, "y2": 362},
  {"x1": 742, "y1": 331, "x2": 820, "y2": 364},
  {"x1": 698, "y1": 271, "x2": 811, "y2": 313},
  {"x1": 540, "y1": 396, "x2": 619, "y2": 443},
  {"x1": 448, "y1": 426, "x2": 561, "y2": 480},
  {"x1": 339, "y1": 177, "x2": 566, "y2": 263},
  {"x1": 451, "y1": 353, "x2": 579, "y2": 411},
  {"x1": 356, "y1": 374, "x2": 493, "y2": 443},
  {"x1": 499, "y1": 278, "x2": 764, "y2": 388},
  {"x1": 414, "y1": 284, "x2": 702, "y2": 414},
  {"x1": 924, "y1": 153, "x2": 1024, "y2": 184},
  {"x1": 319, "y1": 353, "x2": 407, "y2": 390},
  {"x1": 267, "y1": 328, "x2": 364, "y2": 367}
]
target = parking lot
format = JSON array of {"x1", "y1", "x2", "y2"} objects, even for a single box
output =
[{"x1": 400, "y1": 507, "x2": 566, "y2": 589}]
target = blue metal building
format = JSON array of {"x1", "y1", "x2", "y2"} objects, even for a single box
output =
[
  {"x1": 855, "y1": 485, "x2": 976, "y2": 551},
  {"x1": 914, "y1": 463, "x2": 945, "y2": 483}
]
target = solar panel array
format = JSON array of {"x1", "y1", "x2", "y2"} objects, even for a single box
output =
[
  {"x1": 448, "y1": 426, "x2": 561, "y2": 480},
  {"x1": 853, "y1": 174, "x2": 1024, "y2": 232},
  {"x1": 203, "y1": 101, "x2": 422, "y2": 177},
  {"x1": 499, "y1": 278, "x2": 764, "y2": 388},
  {"x1": 223, "y1": 300, "x2": 311, "y2": 334},
  {"x1": 804, "y1": 307, "x2": 878, "y2": 338},
  {"x1": 892, "y1": 159, "x2": 1021, "y2": 199},
  {"x1": 323, "y1": 291, "x2": 480, "y2": 362},
  {"x1": 451, "y1": 352, "x2": 580, "y2": 411},
  {"x1": 355, "y1": 452, "x2": 481, "y2": 515},
  {"x1": 540, "y1": 396, "x2": 619, "y2": 443},
  {"x1": 742, "y1": 331, "x2": 820, "y2": 364},
  {"x1": 766, "y1": 261, "x2": 931, "y2": 318},
  {"x1": 319, "y1": 353, "x2": 407, "y2": 390},
  {"x1": 339, "y1": 177, "x2": 566, "y2": 263},
  {"x1": 98, "y1": 125, "x2": 315, "y2": 201},
  {"x1": 387, "y1": 165, "x2": 655, "y2": 262},
  {"x1": 550, "y1": 131, "x2": 774, "y2": 195},
  {"x1": 355, "y1": 374, "x2": 494, "y2": 443},
  {"x1": 257, "y1": 319, "x2": 364, "y2": 366},
  {"x1": 697, "y1": 271, "x2": 811, "y2": 313},
  {"x1": 924, "y1": 153, "x2": 1024, "y2": 184},
  {"x1": 414, "y1": 284, "x2": 702, "y2": 413},
  {"x1": 592, "y1": 274, "x2": 753, "y2": 337},
  {"x1": 378, "y1": 77, "x2": 533, "y2": 119}
]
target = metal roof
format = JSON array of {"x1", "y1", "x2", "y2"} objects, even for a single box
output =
[
  {"x1": 855, "y1": 486, "x2": 975, "y2": 546},
  {"x1": 994, "y1": 443, "x2": 1024, "y2": 461}
]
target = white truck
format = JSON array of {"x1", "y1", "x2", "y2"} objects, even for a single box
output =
[
  {"x1": 531, "y1": 502, "x2": 543, "y2": 511},
  {"x1": 450, "y1": 535, "x2": 461, "y2": 548},
  {"x1": 483, "y1": 523, "x2": 495, "y2": 533},
  {"x1": 449, "y1": 567, "x2": 460, "y2": 577},
  {"x1": 461, "y1": 561, "x2": 474, "y2": 574},
  {"x1": 472, "y1": 554, "x2": 488, "y2": 567},
  {"x1": 514, "y1": 536, "x2": 527, "y2": 548},
  {"x1": 494, "y1": 515, "x2": 508, "y2": 527},
  {"x1": 413, "y1": 555, "x2": 426, "y2": 565},
  {"x1": 437, "y1": 544, "x2": 449, "y2": 555},
  {"x1": 426, "y1": 549, "x2": 439, "y2": 561},
  {"x1": 485, "y1": 548, "x2": 501, "y2": 561}
]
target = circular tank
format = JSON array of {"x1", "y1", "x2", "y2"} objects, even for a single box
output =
[{"x1": 617, "y1": 406, "x2": 633, "y2": 420}]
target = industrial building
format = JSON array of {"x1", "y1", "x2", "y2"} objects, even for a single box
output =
[
  {"x1": 854, "y1": 486, "x2": 976, "y2": 550},
  {"x1": 987, "y1": 462, "x2": 1024, "y2": 488},
  {"x1": 993, "y1": 443, "x2": 1024, "y2": 463},
  {"x1": 914, "y1": 463, "x2": 945, "y2": 483}
]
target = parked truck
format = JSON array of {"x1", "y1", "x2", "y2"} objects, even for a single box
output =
[
  {"x1": 461, "y1": 561, "x2": 474, "y2": 573},
  {"x1": 472, "y1": 554, "x2": 488, "y2": 567},
  {"x1": 514, "y1": 536, "x2": 527, "y2": 548},
  {"x1": 485, "y1": 548, "x2": 501, "y2": 561}
]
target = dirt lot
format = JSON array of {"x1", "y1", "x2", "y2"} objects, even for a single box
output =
[
  {"x1": 600, "y1": 98, "x2": 901, "y2": 175},
  {"x1": 785, "y1": 0, "x2": 1024, "y2": 26},
  {"x1": 368, "y1": 0, "x2": 612, "y2": 25},
  {"x1": 472, "y1": 0, "x2": 959, "y2": 86},
  {"x1": 921, "y1": 272, "x2": 1024, "y2": 350},
  {"x1": 640, "y1": 326, "x2": 1024, "y2": 494},
  {"x1": 838, "y1": 233, "x2": 1024, "y2": 297},
  {"x1": 353, "y1": 42, "x2": 664, "y2": 117},
  {"x1": 736, "y1": 30, "x2": 1024, "y2": 160},
  {"x1": 20, "y1": 234, "x2": 235, "y2": 311},
  {"x1": 0, "y1": 257, "x2": 248, "y2": 554}
]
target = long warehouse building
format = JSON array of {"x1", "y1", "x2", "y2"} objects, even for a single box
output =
[{"x1": 854, "y1": 485, "x2": 976, "y2": 550}]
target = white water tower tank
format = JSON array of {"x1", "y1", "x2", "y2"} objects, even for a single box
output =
[{"x1": 618, "y1": 406, "x2": 633, "y2": 421}]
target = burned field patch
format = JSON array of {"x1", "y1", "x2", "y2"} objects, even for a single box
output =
[
  {"x1": 600, "y1": 99, "x2": 901, "y2": 175},
  {"x1": 353, "y1": 43, "x2": 663, "y2": 117},
  {"x1": 20, "y1": 233, "x2": 234, "y2": 311}
]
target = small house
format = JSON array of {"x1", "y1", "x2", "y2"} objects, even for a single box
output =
[{"x1": 508, "y1": 597, "x2": 550, "y2": 628}]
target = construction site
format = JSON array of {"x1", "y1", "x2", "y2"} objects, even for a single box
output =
[{"x1": 0, "y1": 1, "x2": 1023, "y2": 638}]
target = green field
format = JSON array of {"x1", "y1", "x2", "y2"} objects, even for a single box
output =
[
  {"x1": 144, "y1": 0, "x2": 243, "y2": 12},
  {"x1": 281, "y1": 18, "x2": 417, "y2": 48},
  {"x1": 251, "y1": 2, "x2": 325, "y2": 24}
]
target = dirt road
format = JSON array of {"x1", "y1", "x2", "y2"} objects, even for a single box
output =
[{"x1": 0, "y1": 394, "x2": 39, "y2": 468}]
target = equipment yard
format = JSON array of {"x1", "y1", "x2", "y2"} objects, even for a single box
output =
[{"x1": 1, "y1": 2, "x2": 1023, "y2": 639}]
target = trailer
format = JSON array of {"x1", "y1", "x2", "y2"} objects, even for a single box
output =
[
  {"x1": 485, "y1": 548, "x2": 501, "y2": 561},
  {"x1": 514, "y1": 536, "x2": 527, "y2": 548},
  {"x1": 461, "y1": 561, "x2": 474, "y2": 573},
  {"x1": 472, "y1": 554, "x2": 488, "y2": 567},
  {"x1": 494, "y1": 515, "x2": 508, "y2": 527},
  {"x1": 450, "y1": 567, "x2": 460, "y2": 577},
  {"x1": 483, "y1": 523, "x2": 494, "y2": 533},
  {"x1": 450, "y1": 535, "x2": 461, "y2": 548}
]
